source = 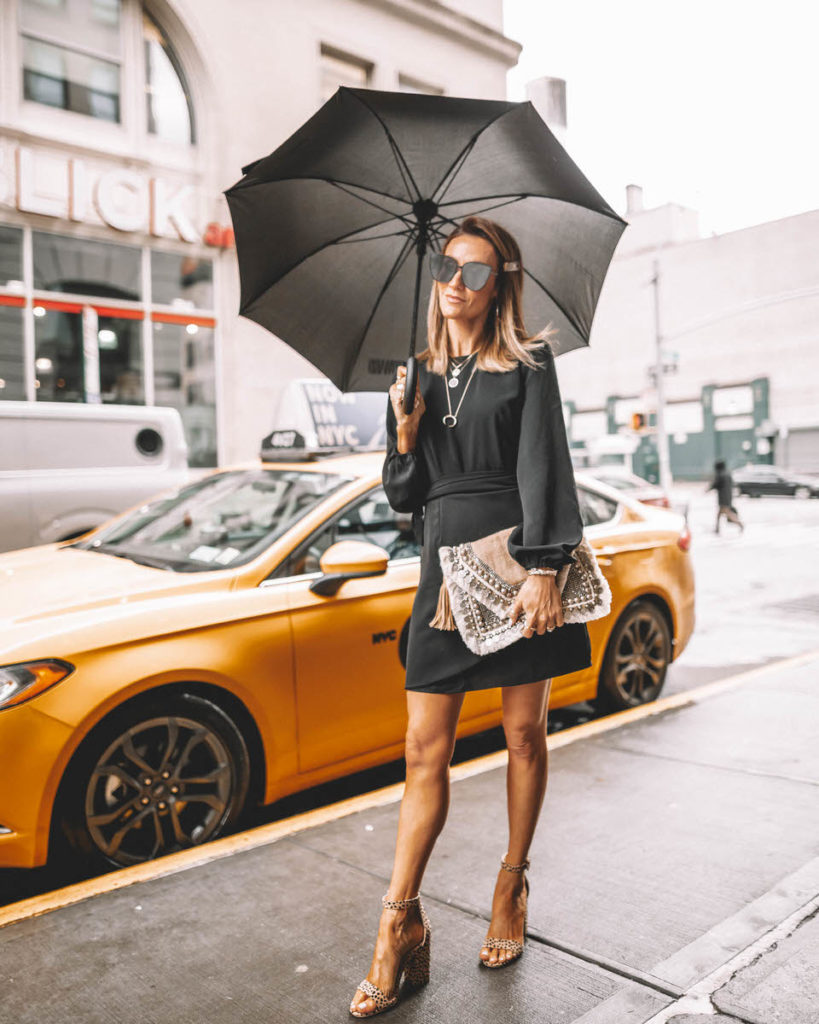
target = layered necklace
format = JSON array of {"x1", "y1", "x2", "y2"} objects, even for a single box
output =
[{"x1": 443, "y1": 349, "x2": 479, "y2": 428}]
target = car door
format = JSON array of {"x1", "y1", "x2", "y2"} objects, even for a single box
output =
[{"x1": 283, "y1": 486, "x2": 421, "y2": 774}]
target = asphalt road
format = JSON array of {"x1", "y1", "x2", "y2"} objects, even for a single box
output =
[{"x1": 3, "y1": 484, "x2": 817, "y2": 906}]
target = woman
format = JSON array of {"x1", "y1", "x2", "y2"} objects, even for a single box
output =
[{"x1": 349, "y1": 216, "x2": 592, "y2": 1017}]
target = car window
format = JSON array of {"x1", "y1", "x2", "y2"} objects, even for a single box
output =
[
  {"x1": 69, "y1": 469, "x2": 353, "y2": 572},
  {"x1": 578, "y1": 485, "x2": 618, "y2": 527},
  {"x1": 271, "y1": 486, "x2": 421, "y2": 579}
]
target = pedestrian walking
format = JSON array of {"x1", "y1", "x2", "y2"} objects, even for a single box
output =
[
  {"x1": 349, "y1": 216, "x2": 593, "y2": 1017},
  {"x1": 706, "y1": 458, "x2": 745, "y2": 534}
]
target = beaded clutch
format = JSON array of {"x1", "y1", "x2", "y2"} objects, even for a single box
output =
[{"x1": 429, "y1": 525, "x2": 612, "y2": 656}]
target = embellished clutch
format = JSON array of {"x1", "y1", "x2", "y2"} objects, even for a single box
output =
[{"x1": 429, "y1": 525, "x2": 612, "y2": 656}]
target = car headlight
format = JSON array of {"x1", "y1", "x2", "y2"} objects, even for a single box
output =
[{"x1": 0, "y1": 660, "x2": 75, "y2": 710}]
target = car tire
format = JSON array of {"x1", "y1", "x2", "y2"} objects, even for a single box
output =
[
  {"x1": 794, "y1": 486, "x2": 811, "y2": 500},
  {"x1": 593, "y1": 599, "x2": 672, "y2": 713},
  {"x1": 53, "y1": 692, "x2": 251, "y2": 872}
]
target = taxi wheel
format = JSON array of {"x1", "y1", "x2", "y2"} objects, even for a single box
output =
[
  {"x1": 54, "y1": 693, "x2": 251, "y2": 872},
  {"x1": 593, "y1": 600, "x2": 671, "y2": 713}
]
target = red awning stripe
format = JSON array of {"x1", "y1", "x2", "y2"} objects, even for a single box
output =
[
  {"x1": 33, "y1": 298, "x2": 83, "y2": 313},
  {"x1": 151, "y1": 312, "x2": 216, "y2": 327},
  {"x1": 32, "y1": 298, "x2": 147, "y2": 318},
  {"x1": 92, "y1": 306, "x2": 145, "y2": 320}
]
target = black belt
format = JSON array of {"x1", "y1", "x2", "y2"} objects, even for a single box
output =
[
  {"x1": 424, "y1": 469, "x2": 518, "y2": 502},
  {"x1": 412, "y1": 470, "x2": 519, "y2": 545}
]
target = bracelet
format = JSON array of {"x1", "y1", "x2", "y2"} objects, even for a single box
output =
[{"x1": 527, "y1": 567, "x2": 558, "y2": 576}]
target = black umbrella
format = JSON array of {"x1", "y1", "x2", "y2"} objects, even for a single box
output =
[{"x1": 224, "y1": 87, "x2": 627, "y2": 414}]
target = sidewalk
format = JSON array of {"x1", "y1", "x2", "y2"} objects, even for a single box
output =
[{"x1": 2, "y1": 650, "x2": 818, "y2": 1024}]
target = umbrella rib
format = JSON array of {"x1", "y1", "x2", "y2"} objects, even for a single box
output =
[
  {"x1": 348, "y1": 90, "x2": 422, "y2": 203},
  {"x1": 226, "y1": 173, "x2": 411, "y2": 208},
  {"x1": 430, "y1": 105, "x2": 517, "y2": 205},
  {"x1": 329, "y1": 181, "x2": 415, "y2": 226},
  {"x1": 342, "y1": 232, "x2": 418, "y2": 385},
  {"x1": 333, "y1": 226, "x2": 416, "y2": 245},
  {"x1": 434, "y1": 209, "x2": 588, "y2": 341},
  {"x1": 240, "y1": 213, "x2": 411, "y2": 314},
  {"x1": 437, "y1": 191, "x2": 629, "y2": 226},
  {"x1": 431, "y1": 138, "x2": 479, "y2": 205},
  {"x1": 437, "y1": 196, "x2": 525, "y2": 220}
]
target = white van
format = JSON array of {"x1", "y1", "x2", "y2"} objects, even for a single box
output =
[{"x1": 0, "y1": 402, "x2": 190, "y2": 553}]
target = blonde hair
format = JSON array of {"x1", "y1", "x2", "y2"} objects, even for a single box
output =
[{"x1": 418, "y1": 216, "x2": 557, "y2": 376}]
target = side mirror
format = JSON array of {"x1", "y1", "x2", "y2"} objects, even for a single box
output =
[{"x1": 309, "y1": 540, "x2": 388, "y2": 597}]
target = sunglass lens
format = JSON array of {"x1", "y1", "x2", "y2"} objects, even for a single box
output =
[
  {"x1": 429, "y1": 253, "x2": 457, "y2": 283},
  {"x1": 461, "y1": 262, "x2": 492, "y2": 290}
]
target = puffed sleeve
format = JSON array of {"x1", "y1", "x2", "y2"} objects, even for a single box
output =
[
  {"x1": 382, "y1": 392, "x2": 428, "y2": 513},
  {"x1": 507, "y1": 345, "x2": 584, "y2": 571}
]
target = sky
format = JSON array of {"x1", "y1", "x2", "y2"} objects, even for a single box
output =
[{"x1": 503, "y1": 1, "x2": 818, "y2": 236}]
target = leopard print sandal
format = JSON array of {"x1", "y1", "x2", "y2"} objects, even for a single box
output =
[
  {"x1": 480, "y1": 856, "x2": 530, "y2": 968},
  {"x1": 349, "y1": 892, "x2": 432, "y2": 1018}
]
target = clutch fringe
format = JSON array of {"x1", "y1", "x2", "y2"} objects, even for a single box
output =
[{"x1": 429, "y1": 578, "x2": 457, "y2": 630}]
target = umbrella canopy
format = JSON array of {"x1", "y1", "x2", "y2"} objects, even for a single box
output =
[{"x1": 224, "y1": 86, "x2": 628, "y2": 398}]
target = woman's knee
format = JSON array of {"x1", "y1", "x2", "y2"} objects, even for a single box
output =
[
  {"x1": 504, "y1": 719, "x2": 547, "y2": 762},
  {"x1": 404, "y1": 722, "x2": 455, "y2": 774}
]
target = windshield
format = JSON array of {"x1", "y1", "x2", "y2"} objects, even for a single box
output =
[
  {"x1": 69, "y1": 468, "x2": 354, "y2": 572},
  {"x1": 590, "y1": 473, "x2": 640, "y2": 491}
]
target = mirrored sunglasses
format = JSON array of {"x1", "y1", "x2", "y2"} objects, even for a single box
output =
[{"x1": 429, "y1": 252, "x2": 520, "y2": 292}]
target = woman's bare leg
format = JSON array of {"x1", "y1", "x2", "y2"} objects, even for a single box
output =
[
  {"x1": 351, "y1": 690, "x2": 464, "y2": 1015},
  {"x1": 480, "y1": 676, "x2": 552, "y2": 966}
]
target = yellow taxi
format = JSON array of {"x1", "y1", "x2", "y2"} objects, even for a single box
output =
[{"x1": 0, "y1": 452, "x2": 695, "y2": 871}]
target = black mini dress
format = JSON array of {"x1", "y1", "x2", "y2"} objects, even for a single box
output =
[{"x1": 383, "y1": 344, "x2": 592, "y2": 694}]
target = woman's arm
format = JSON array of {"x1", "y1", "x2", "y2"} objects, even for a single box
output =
[
  {"x1": 507, "y1": 345, "x2": 584, "y2": 571},
  {"x1": 506, "y1": 346, "x2": 581, "y2": 634},
  {"x1": 382, "y1": 371, "x2": 428, "y2": 513}
]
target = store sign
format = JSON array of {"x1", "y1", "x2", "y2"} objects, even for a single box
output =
[{"x1": 2, "y1": 144, "x2": 233, "y2": 248}]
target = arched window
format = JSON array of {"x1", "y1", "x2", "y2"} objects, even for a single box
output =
[{"x1": 142, "y1": 10, "x2": 195, "y2": 144}]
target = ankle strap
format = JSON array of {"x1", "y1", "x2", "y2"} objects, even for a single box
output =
[
  {"x1": 501, "y1": 856, "x2": 530, "y2": 873},
  {"x1": 382, "y1": 892, "x2": 421, "y2": 909}
]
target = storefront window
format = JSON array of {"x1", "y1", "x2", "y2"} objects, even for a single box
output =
[
  {"x1": 0, "y1": 307, "x2": 26, "y2": 401},
  {"x1": 151, "y1": 251, "x2": 212, "y2": 308},
  {"x1": 33, "y1": 307, "x2": 82, "y2": 402},
  {"x1": 143, "y1": 11, "x2": 195, "y2": 144},
  {"x1": 33, "y1": 307, "x2": 143, "y2": 404},
  {"x1": 153, "y1": 321, "x2": 216, "y2": 466},
  {"x1": 33, "y1": 231, "x2": 141, "y2": 300},
  {"x1": 0, "y1": 226, "x2": 24, "y2": 289},
  {"x1": 20, "y1": 0, "x2": 122, "y2": 122}
]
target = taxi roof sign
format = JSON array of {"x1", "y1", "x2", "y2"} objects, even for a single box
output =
[{"x1": 260, "y1": 379, "x2": 388, "y2": 460}]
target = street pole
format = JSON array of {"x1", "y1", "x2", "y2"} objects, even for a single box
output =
[{"x1": 652, "y1": 258, "x2": 673, "y2": 493}]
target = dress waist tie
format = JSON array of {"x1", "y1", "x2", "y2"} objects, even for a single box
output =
[{"x1": 411, "y1": 471, "x2": 520, "y2": 633}]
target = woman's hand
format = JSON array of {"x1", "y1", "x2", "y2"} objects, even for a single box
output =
[
  {"x1": 389, "y1": 365, "x2": 426, "y2": 452},
  {"x1": 509, "y1": 575, "x2": 564, "y2": 637}
]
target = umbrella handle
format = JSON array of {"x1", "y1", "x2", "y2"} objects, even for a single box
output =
[{"x1": 402, "y1": 356, "x2": 418, "y2": 416}]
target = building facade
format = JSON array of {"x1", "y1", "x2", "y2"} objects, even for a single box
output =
[
  {"x1": 0, "y1": 0, "x2": 519, "y2": 466},
  {"x1": 558, "y1": 191, "x2": 819, "y2": 479}
]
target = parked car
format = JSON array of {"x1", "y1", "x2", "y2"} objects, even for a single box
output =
[
  {"x1": 732, "y1": 464, "x2": 819, "y2": 499},
  {"x1": 0, "y1": 401, "x2": 190, "y2": 553},
  {"x1": 587, "y1": 467, "x2": 671, "y2": 508},
  {"x1": 0, "y1": 453, "x2": 695, "y2": 871}
]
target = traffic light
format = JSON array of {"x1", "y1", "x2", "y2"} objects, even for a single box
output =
[{"x1": 631, "y1": 412, "x2": 646, "y2": 431}]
